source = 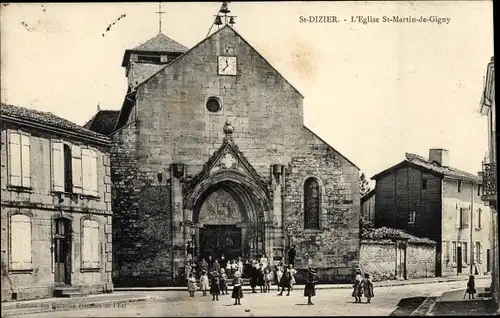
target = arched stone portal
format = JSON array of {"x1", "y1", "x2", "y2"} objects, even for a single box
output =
[{"x1": 185, "y1": 170, "x2": 271, "y2": 261}]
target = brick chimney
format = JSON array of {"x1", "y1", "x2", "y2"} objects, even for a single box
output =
[{"x1": 428, "y1": 149, "x2": 449, "y2": 166}]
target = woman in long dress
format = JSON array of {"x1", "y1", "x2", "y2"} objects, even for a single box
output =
[
  {"x1": 275, "y1": 265, "x2": 283, "y2": 291},
  {"x1": 187, "y1": 272, "x2": 197, "y2": 297},
  {"x1": 304, "y1": 268, "x2": 318, "y2": 305},
  {"x1": 362, "y1": 273, "x2": 374, "y2": 303}
]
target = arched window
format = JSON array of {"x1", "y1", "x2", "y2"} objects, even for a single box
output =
[{"x1": 304, "y1": 177, "x2": 321, "y2": 229}]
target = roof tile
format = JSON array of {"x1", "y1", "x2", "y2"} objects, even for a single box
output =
[
  {"x1": 83, "y1": 110, "x2": 120, "y2": 136},
  {"x1": 1, "y1": 103, "x2": 109, "y2": 141},
  {"x1": 405, "y1": 152, "x2": 480, "y2": 182},
  {"x1": 132, "y1": 33, "x2": 188, "y2": 53}
]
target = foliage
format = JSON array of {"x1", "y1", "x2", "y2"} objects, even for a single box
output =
[
  {"x1": 361, "y1": 227, "x2": 436, "y2": 245},
  {"x1": 359, "y1": 172, "x2": 371, "y2": 196},
  {"x1": 359, "y1": 213, "x2": 374, "y2": 237}
]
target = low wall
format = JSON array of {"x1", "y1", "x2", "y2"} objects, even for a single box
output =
[{"x1": 359, "y1": 240, "x2": 435, "y2": 281}]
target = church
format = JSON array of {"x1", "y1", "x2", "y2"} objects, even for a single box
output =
[{"x1": 85, "y1": 4, "x2": 361, "y2": 286}]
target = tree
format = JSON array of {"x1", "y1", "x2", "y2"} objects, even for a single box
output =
[
  {"x1": 359, "y1": 172, "x2": 371, "y2": 196},
  {"x1": 359, "y1": 213, "x2": 374, "y2": 238}
]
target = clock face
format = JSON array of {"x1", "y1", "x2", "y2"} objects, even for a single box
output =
[{"x1": 218, "y1": 56, "x2": 237, "y2": 76}]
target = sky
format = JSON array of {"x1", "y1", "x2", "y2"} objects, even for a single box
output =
[{"x1": 0, "y1": 2, "x2": 494, "y2": 182}]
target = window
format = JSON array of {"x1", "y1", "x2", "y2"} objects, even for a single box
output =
[
  {"x1": 462, "y1": 242, "x2": 468, "y2": 264},
  {"x1": 304, "y1": 177, "x2": 321, "y2": 229},
  {"x1": 458, "y1": 207, "x2": 469, "y2": 229},
  {"x1": 408, "y1": 211, "x2": 416, "y2": 224},
  {"x1": 422, "y1": 179, "x2": 428, "y2": 190},
  {"x1": 443, "y1": 241, "x2": 450, "y2": 262},
  {"x1": 8, "y1": 133, "x2": 31, "y2": 187},
  {"x1": 206, "y1": 97, "x2": 222, "y2": 113},
  {"x1": 63, "y1": 144, "x2": 73, "y2": 193},
  {"x1": 457, "y1": 180, "x2": 462, "y2": 193},
  {"x1": 81, "y1": 219, "x2": 100, "y2": 269},
  {"x1": 475, "y1": 242, "x2": 481, "y2": 262},
  {"x1": 452, "y1": 241, "x2": 457, "y2": 263},
  {"x1": 477, "y1": 185, "x2": 482, "y2": 196},
  {"x1": 10, "y1": 214, "x2": 32, "y2": 270},
  {"x1": 137, "y1": 54, "x2": 161, "y2": 63},
  {"x1": 52, "y1": 142, "x2": 98, "y2": 196},
  {"x1": 476, "y1": 208, "x2": 482, "y2": 229}
]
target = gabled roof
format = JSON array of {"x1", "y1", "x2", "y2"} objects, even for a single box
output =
[
  {"x1": 121, "y1": 32, "x2": 189, "y2": 67},
  {"x1": 371, "y1": 152, "x2": 481, "y2": 183},
  {"x1": 83, "y1": 110, "x2": 120, "y2": 136},
  {"x1": 1, "y1": 103, "x2": 110, "y2": 145},
  {"x1": 133, "y1": 25, "x2": 304, "y2": 98}
]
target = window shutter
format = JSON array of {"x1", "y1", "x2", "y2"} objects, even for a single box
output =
[
  {"x1": 51, "y1": 141, "x2": 64, "y2": 192},
  {"x1": 90, "y1": 151, "x2": 98, "y2": 196},
  {"x1": 72, "y1": 146, "x2": 83, "y2": 193},
  {"x1": 456, "y1": 207, "x2": 460, "y2": 229},
  {"x1": 82, "y1": 220, "x2": 91, "y2": 268},
  {"x1": 20, "y1": 134, "x2": 31, "y2": 187},
  {"x1": 81, "y1": 149, "x2": 92, "y2": 195},
  {"x1": 10, "y1": 215, "x2": 32, "y2": 270},
  {"x1": 91, "y1": 222, "x2": 100, "y2": 268},
  {"x1": 8, "y1": 133, "x2": 22, "y2": 186}
]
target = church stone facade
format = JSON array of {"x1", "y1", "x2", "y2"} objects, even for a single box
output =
[{"x1": 87, "y1": 25, "x2": 361, "y2": 286}]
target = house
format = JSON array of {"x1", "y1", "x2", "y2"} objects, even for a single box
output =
[
  {"x1": 371, "y1": 148, "x2": 491, "y2": 277},
  {"x1": 84, "y1": 8, "x2": 361, "y2": 286},
  {"x1": 1, "y1": 103, "x2": 113, "y2": 302},
  {"x1": 479, "y1": 56, "x2": 498, "y2": 311},
  {"x1": 361, "y1": 188, "x2": 376, "y2": 223}
]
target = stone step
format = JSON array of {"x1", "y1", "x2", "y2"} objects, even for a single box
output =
[{"x1": 53, "y1": 286, "x2": 84, "y2": 298}]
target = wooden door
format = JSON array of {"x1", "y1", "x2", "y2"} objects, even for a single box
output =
[
  {"x1": 54, "y1": 218, "x2": 71, "y2": 285},
  {"x1": 457, "y1": 246, "x2": 463, "y2": 274},
  {"x1": 199, "y1": 225, "x2": 242, "y2": 261}
]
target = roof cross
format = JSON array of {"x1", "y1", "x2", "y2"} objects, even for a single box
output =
[{"x1": 155, "y1": 3, "x2": 166, "y2": 33}]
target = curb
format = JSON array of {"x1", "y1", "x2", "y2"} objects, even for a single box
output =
[
  {"x1": 1, "y1": 296, "x2": 156, "y2": 317},
  {"x1": 113, "y1": 276, "x2": 487, "y2": 292}
]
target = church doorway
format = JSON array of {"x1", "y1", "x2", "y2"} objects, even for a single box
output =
[{"x1": 199, "y1": 225, "x2": 242, "y2": 261}]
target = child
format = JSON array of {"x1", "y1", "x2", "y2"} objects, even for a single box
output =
[
  {"x1": 278, "y1": 267, "x2": 292, "y2": 296},
  {"x1": 258, "y1": 263, "x2": 265, "y2": 293},
  {"x1": 187, "y1": 272, "x2": 197, "y2": 297},
  {"x1": 362, "y1": 273, "x2": 374, "y2": 303},
  {"x1": 210, "y1": 271, "x2": 221, "y2": 301},
  {"x1": 264, "y1": 268, "x2": 273, "y2": 293},
  {"x1": 304, "y1": 268, "x2": 318, "y2": 305},
  {"x1": 466, "y1": 275, "x2": 476, "y2": 299},
  {"x1": 352, "y1": 270, "x2": 363, "y2": 303},
  {"x1": 232, "y1": 260, "x2": 239, "y2": 277},
  {"x1": 199, "y1": 270, "x2": 209, "y2": 296},
  {"x1": 219, "y1": 268, "x2": 228, "y2": 295},
  {"x1": 232, "y1": 271, "x2": 244, "y2": 305},
  {"x1": 276, "y1": 265, "x2": 283, "y2": 291}
]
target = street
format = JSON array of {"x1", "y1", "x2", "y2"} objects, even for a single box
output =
[{"x1": 9, "y1": 279, "x2": 490, "y2": 317}]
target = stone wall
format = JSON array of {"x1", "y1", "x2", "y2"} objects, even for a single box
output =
[{"x1": 359, "y1": 241, "x2": 435, "y2": 281}]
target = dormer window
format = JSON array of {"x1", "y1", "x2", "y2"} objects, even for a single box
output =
[{"x1": 137, "y1": 54, "x2": 161, "y2": 63}]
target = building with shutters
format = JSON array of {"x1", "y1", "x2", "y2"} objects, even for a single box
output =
[
  {"x1": 0, "y1": 103, "x2": 113, "y2": 302},
  {"x1": 371, "y1": 149, "x2": 492, "y2": 278}
]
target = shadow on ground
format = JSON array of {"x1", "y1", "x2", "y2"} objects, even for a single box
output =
[
  {"x1": 431, "y1": 299, "x2": 495, "y2": 316},
  {"x1": 389, "y1": 297, "x2": 427, "y2": 316}
]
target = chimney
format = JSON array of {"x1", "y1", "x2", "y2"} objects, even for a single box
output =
[{"x1": 428, "y1": 149, "x2": 449, "y2": 166}]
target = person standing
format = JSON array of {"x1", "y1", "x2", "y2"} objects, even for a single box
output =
[
  {"x1": 187, "y1": 272, "x2": 197, "y2": 297},
  {"x1": 250, "y1": 260, "x2": 259, "y2": 293},
  {"x1": 231, "y1": 271, "x2": 244, "y2": 305},
  {"x1": 289, "y1": 264, "x2": 297, "y2": 290},
  {"x1": 219, "y1": 268, "x2": 228, "y2": 295},
  {"x1": 199, "y1": 270, "x2": 210, "y2": 296},
  {"x1": 278, "y1": 266, "x2": 292, "y2": 296},
  {"x1": 212, "y1": 259, "x2": 221, "y2": 274},
  {"x1": 237, "y1": 257, "x2": 244, "y2": 277},
  {"x1": 264, "y1": 268, "x2": 273, "y2": 293},
  {"x1": 260, "y1": 254, "x2": 269, "y2": 270},
  {"x1": 210, "y1": 271, "x2": 221, "y2": 301},
  {"x1": 275, "y1": 265, "x2": 283, "y2": 291},
  {"x1": 352, "y1": 270, "x2": 363, "y2": 303},
  {"x1": 304, "y1": 267, "x2": 318, "y2": 305},
  {"x1": 199, "y1": 258, "x2": 208, "y2": 278},
  {"x1": 466, "y1": 275, "x2": 476, "y2": 299},
  {"x1": 257, "y1": 263, "x2": 265, "y2": 293},
  {"x1": 288, "y1": 245, "x2": 297, "y2": 266},
  {"x1": 220, "y1": 254, "x2": 227, "y2": 270},
  {"x1": 362, "y1": 273, "x2": 374, "y2": 303}
]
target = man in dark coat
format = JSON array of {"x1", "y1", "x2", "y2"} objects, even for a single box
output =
[
  {"x1": 304, "y1": 267, "x2": 318, "y2": 305},
  {"x1": 250, "y1": 260, "x2": 259, "y2": 293},
  {"x1": 278, "y1": 266, "x2": 292, "y2": 296},
  {"x1": 288, "y1": 245, "x2": 297, "y2": 266},
  {"x1": 212, "y1": 259, "x2": 221, "y2": 274}
]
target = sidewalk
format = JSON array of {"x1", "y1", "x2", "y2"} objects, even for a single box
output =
[
  {"x1": 113, "y1": 274, "x2": 489, "y2": 292},
  {"x1": 1, "y1": 293, "x2": 160, "y2": 317},
  {"x1": 427, "y1": 287, "x2": 495, "y2": 316}
]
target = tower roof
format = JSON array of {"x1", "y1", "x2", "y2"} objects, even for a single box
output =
[{"x1": 121, "y1": 33, "x2": 189, "y2": 67}]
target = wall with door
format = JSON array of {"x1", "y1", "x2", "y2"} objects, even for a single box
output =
[{"x1": 359, "y1": 240, "x2": 436, "y2": 281}]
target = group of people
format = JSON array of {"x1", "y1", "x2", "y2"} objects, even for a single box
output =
[
  {"x1": 185, "y1": 250, "x2": 318, "y2": 305},
  {"x1": 352, "y1": 270, "x2": 375, "y2": 303}
]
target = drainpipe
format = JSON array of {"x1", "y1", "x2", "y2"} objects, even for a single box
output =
[{"x1": 470, "y1": 181, "x2": 474, "y2": 275}]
